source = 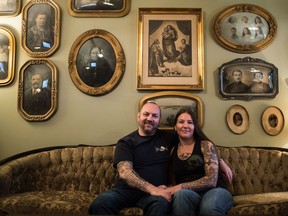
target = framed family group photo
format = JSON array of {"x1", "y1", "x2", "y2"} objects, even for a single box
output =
[
  {"x1": 0, "y1": 0, "x2": 21, "y2": 17},
  {"x1": 18, "y1": 59, "x2": 58, "y2": 122},
  {"x1": 21, "y1": 0, "x2": 61, "y2": 57},
  {"x1": 213, "y1": 4, "x2": 277, "y2": 53},
  {"x1": 139, "y1": 91, "x2": 203, "y2": 130},
  {"x1": 137, "y1": 8, "x2": 204, "y2": 90},
  {"x1": 0, "y1": 26, "x2": 15, "y2": 86},
  {"x1": 218, "y1": 57, "x2": 278, "y2": 100},
  {"x1": 68, "y1": 0, "x2": 131, "y2": 17}
]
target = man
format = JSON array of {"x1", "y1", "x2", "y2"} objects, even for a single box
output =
[
  {"x1": 225, "y1": 69, "x2": 249, "y2": 93},
  {"x1": 88, "y1": 102, "x2": 233, "y2": 215},
  {"x1": 23, "y1": 71, "x2": 51, "y2": 115}
]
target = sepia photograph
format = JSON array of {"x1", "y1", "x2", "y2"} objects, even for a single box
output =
[{"x1": 0, "y1": 0, "x2": 21, "y2": 17}]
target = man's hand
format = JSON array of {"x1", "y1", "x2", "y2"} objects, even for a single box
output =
[
  {"x1": 147, "y1": 185, "x2": 172, "y2": 202},
  {"x1": 219, "y1": 159, "x2": 233, "y2": 184}
]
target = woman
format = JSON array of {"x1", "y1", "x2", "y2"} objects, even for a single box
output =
[{"x1": 167, "y1": 108, "x2": 233, "y2": 216}]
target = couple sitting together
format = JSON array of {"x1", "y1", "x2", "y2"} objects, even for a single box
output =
[{"x1": 89, "y1": 101, "x2": 234, "y2": 215}]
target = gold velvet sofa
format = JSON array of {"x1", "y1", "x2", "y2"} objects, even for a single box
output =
[{"x1": 0, "y1": 144, "x2": 287, "y2": 215}]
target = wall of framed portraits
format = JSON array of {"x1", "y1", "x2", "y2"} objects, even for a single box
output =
[{"x1": 0, "y1": 0, "x2": 288, "y2": 160}]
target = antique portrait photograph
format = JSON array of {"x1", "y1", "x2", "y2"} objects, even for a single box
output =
[
  {"x1": 226, "y1": 104, "x2": 249, "y2": 134},
  {"x1": 0, "y1": 0, "x2": 21, "y2": 16},
  {"x1": 137, "y1": 8, "x2": 204, "y2": 90},
  {"x1": 261, "y1": 106, "x2": 284, "y2": 136}
]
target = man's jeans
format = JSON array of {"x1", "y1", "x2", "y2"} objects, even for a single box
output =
[
  {"x1": 172, "y1": 188, "x2": 234, "y2": 216},
  {"x1": 88, "y1": 187, "x2": 170, "y2": 215}
]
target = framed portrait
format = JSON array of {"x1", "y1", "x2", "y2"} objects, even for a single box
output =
[
  {"x1": 226, "y1": 104, "x2": 249, "y2": 134},
  {"x1": 213, "y1": 4, "x2": 277, "y2": 53},
  {"x1": 21, "y1": 0, "x2": 61, "y2": 57},
  {"x1": 0, "y1": 26, "x2": 15, "y2": 86},
  {"x1": 68, "y1": 0, "x2": 131, "y2": 17},
  {"x1": 68, "y1": 29, "x2": 125, "y2": 96},
  {"x1": 137, "y1": 8, "x2": 204, "y2": 90},
  {"x1": 218, "y1": 56, "x2": 278, "y2": 100},
  {"x1": 0, "y1": 0, "x2": 21, "y2": 17},
  {"x1": 18, "y1": 59, "x2": 58, "y2": 122},
  {"x1": 139, "y1": 91, "x2": 203, "y2": 130},
  {"x1": 261, "y1": 106, "x2": 284, "y2": 136}
]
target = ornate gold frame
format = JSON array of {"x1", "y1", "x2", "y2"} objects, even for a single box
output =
[
  {"x1": 0, "y1": 0, "x2": 21, "y2": 17},
  {"x1": 139, "y1": 91, "x2": 203, "y2": 130},
  {"x1": 68, "y1": 0, "x2": 131, "y2": 18},
  {"x1": 18, "y1": 59, "x2": 58, "y2": 122},
  {"x1": 261, "y1": 106, "x2": 284, "y2": 136},
  {"x1": 68, "y1": 29, "x2": 125, "y2": 96},
  {"x1": 21, "y1": 0, "x2": 61, "y2": 57},
  {"x1": 213, "y1": 4, "x2": 277, "y2": 53},
  {"x1": 226, "y1": 104, "x2": 249, "y2": 134},
  {"x1": 0, "y1": 27, "x2": 15, "y2": 86},
  {"x1": 137, "y1": 8, "x2": 204, "y2": 90}
]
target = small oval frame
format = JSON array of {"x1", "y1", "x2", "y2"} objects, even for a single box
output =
[
  {"x1": 226, "y1": 104, "x2": 249, "y2": 134},
  {"x1": 261, "y1": 106, "x2": 284, "y2": 136}
]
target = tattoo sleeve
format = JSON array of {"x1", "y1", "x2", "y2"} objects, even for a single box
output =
[
  {"x1": 181, "y1": 141, "x2": 219, "y2": 191},
  {"x1": 117, "y1": 161, "x2": 150, "y2": 192}
]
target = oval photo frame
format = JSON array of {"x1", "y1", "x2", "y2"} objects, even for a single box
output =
[
  {"x1": 213, "y1": 4, "x2": 277, "y2": 53},
  {"x1": 68, "y1": 29, "x2": 125, "y2": 96},
  {"x1": 226, "y1": 104, "x2": 249, "y2": 134},
  {"x1": 261, "y1": 106, "x2": 284, "y2": 136}
]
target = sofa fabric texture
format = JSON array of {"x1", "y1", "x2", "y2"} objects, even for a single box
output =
[{"x1": 0, "y1": 145, "x2": 287, "y2": 215}]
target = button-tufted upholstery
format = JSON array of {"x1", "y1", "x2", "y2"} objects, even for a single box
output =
[{"x1": 0, "y1": 145, "x2": 287, "y2": 215}]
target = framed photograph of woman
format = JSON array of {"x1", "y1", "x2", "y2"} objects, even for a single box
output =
[
  {"x1": 213, "y1": 4, "x2": 277, "y2": 53},
  {"x1": 18, "y1": 59, "x2": 58, "y2": 122},
  {"x1": 139, "y1": 91, "x2": 203, "y2": 130},
  {"x1": 0, "y1": 26, "x2": 15, "y2": 86},
  {"x1": 68, "y1": 29, "x2": 125, "y2": 96},
  {"x1": 137, "y1": 8, "x2": 204, "y2": 90},
  {"x1": 21, "y1": 0, "x2": 61, "y2": 57},
  {"x1": 226, "y1": 104, "x2": 249, "y2": 134},
  {"x1": 0, "y1": 0, "x2": 21, "y2": 17},
  {"x1": 68, "y1": 0, "x2": 131, "y2": 17},
  {"x1": 261, "y1": 106, "x2": 284, "y2": 136}
]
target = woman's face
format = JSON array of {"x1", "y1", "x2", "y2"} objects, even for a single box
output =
[
  {"x1": 175, "y1": 112, "x2": 195, "y2": 139},
  {"x1": 90, "y1": 47, "x2": 100, "y2": 60}
]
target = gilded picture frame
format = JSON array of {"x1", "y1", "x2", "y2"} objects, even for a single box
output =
[
  {"x1": 0, "y1": 0, "x2": 21, "y2": 17},
  {"x1": 261, "y1": 106, "x2": 284, "y2": 136},
  {"x1": 68, "y1": 29, "x2": 125, "y2": 96},
  {"x1": 68, "y1": 0, "x2": 131, "y2": 18},
  {"x1": 0, "y1": 26, "x2": 15, "y2": 86},
  {"x1": 218, "y1": 57, "x2": 278, "y2": 100},
  {"x1": 137, "y1": 8, "x2": 204, "y2": 90},
  {"x1": 18, "y1": 59, "x2": 58, "y2": 122},
  {"x1": 226, "y1": 104, "x2": 249, "y2": 134},
  {"x1": 213, "y1": 4, "x2": 277, "y2": 53},
  {"x1": 21, "y1": 0, "x2": 61, "y2": 57},
  {"x1": 139, "y1": 91, "x2": 203, "y2": 130}
]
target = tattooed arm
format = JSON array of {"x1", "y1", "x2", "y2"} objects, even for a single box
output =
[
  {"x1": 166, "y1": 140, "x2": 219, "y2": 194},
  {"x1": 117, "y1": 161, "x2": 172, "y2": 201}
]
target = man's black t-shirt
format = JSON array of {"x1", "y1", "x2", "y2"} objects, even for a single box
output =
[{"x1": 113, "y1": 129, "x2": 176, "y2": 188}]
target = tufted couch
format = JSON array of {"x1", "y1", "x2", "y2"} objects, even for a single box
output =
[{"x1": 0, "y1": 144, "x2": 287, "y2": 215}]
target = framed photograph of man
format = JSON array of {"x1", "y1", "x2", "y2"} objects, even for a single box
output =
[
  {"x1": 226, "y1": 104, "x2": 249, "y2": 135},
  {"x1": 213, "y1": 4, "x2": 277, "y2": 53},
  {"x1": 18, "y1": 59, "x2": 58, "y2": 122},
  {"x1": 0, "y1": 0, "x2": 21, "y2": 17},
  {"x1": 139, "y1": 91, "x2": 203, "y2": 130},
  {"x1": 21, "y1": 0, "x2": 61, "y2": 57},
  {"x1": 68, "y1": 0, "x2": 131, "y2": 17},
  {"x1": 137, "y1": 8, "x2": 204, "y2": 90},
  {"x1": 261, "y1": 106, "x2": 284, "y2": 136},
  {"x1": 0, "y1": 26, "x2": 15, "y2": 86},
  {"x1": 68, "y1": 29, "x2": 125, "y2": 96},
  {"x1": 218, "y1": 57, "x2": 278, "y2": 100}
]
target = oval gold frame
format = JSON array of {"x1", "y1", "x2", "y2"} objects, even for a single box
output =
[
  {"x1": 21, "y1": 0, "x2": 61, "y2": 57},
  {"x1": 213, "y1": 4, "x2": 277, "y2": 53},
  {"x1": 226, "y1": 104, "x2": 249, "y2": 134},
  {"x1": 0, "y1": 27, "x2": 16, "y2": 86},
  {"x1": 68, "y1": 29, "x2": 125, "y2": 96},
  {"x1": 261, "y1": 106, "x2": 284, "y2": 136}
]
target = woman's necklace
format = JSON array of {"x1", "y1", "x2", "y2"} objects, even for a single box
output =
[{"x1": 178, "y1": 140, "x2": 195, "y2": 160}]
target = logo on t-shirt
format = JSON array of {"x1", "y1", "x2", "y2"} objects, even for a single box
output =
[{"x1": 155, "y1": 146, "x2": 168, "y2": 152}]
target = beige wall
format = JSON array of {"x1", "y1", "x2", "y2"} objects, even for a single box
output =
[{"x1": 0, "y1": 0, "x2": 288, "y2": 160}]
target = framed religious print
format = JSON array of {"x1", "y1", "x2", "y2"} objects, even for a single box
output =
[
  {"x1": 261, "y1": 106, "x2": 284, "y2": 136},
  {"x1": 68, "y1": 0, "x2": 131, "y2": 17},
  {"x1": 68, "y1": 29, "x2": 125, "y2": 96},
  {"x1": 137, "y1": 8, "x2": 204, "y2": 90},
  {"x1": 18, "y1": 59, "x2": 58, "y2": 122},
  {"x1": 226, "y1": 104, "x2": 249, "y2": 134},
  {"x1": 0, "y1": 26, "x2": 15, "y2": 86},
  {"x1": 213, "y1": 4, "x2": 277, "y2": 53},
  {"x1": 139, "y1": 91, "x2": 203, "y2": 130},
  {"x1": 21, "y1": 0, "x2": 61, "y2": 57},
  {"x1": 0, "y1": 0, "x2": 21, "y2": 17},
  {"x1": 218, "y1": 57, "x2": 278, "y2": 100}
]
